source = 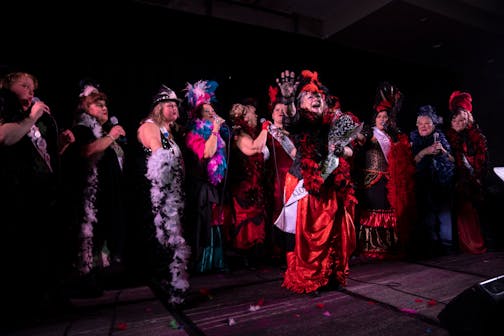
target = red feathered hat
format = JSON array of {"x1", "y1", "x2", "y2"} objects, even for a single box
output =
[
  {"x1": 298, "y1": 70, "x2": 326, "y2": 94},
  {"x1": 449, "y1": 90, "x2": 472, "y2": 113},
  {"x1": 374, "y1": 99, "x2": 392, "y2": 113}
]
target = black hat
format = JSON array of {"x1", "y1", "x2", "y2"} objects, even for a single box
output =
[{"x1": 152, "y1": 84, "x2": 181, "y2": 107}]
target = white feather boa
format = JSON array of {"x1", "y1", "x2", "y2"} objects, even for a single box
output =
[
  {"x1": 77, "y1": 113, "x2": 103, "y2": 274},
  {"x1": 146, "y1": 148, "x2": 191, "y2": 303}
]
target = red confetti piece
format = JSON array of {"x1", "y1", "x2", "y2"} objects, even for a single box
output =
[
  {"x1": 367, "y1": 301, "x2": 375, "y2": 304},
  {"x1": 415, "y1": 298, "x2": 424, "y2": 303},
  {"x1": 427, "y1": 299, "x2": 437, "y2": 306},
  {"x1": 199, "y1": 288, "x2": 210, "y2": 296},
  {"x1": 316, "y1": 303, "x2": 325, "y2": 309},
  {"x1": 116, "y1": 322, "x2": 128, "y2": 330},
  {"x1": 400, "y1": 308, "x2": 417, "y2": 314},
  {"x1": 257, "y1": 298, "x2": 265, "y2": 306}
]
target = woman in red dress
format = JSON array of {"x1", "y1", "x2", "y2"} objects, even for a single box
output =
[{"x1": 445, "y1": 91, "x2": 487, "y2": 254}]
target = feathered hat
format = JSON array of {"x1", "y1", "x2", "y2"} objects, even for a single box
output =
[
  {"x1": 296, "y1": 70, "x2": 327, "y2": 98},
  {"x1": 418, "y1": 104, "x2": 442, "y2": 125},
  {"x1": 184, "y1": 79, "x2": 218, "y2": 112},
  {"x1": 373, "y1": 81, "x2": 403, "y2": 113},
  {"x1": 449, "y1": 90, "x2": 472, "y2": 113},
  {"x1": 151, "y1": 84, "x2": 181, "y2": 109},
  {"x1": 372, "y1": 81, "x2": 403, "y2": 129},
  {"x1": 79, "y1": 78, "x2": 101, "y2": 97}
]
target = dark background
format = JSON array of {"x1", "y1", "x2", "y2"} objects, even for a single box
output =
[{"x1": 2, "y1": 1, "x2": 503, "y2": 181}]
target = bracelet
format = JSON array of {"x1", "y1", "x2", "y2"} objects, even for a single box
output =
[
  {"x1": 105, "y1": 134, "x2": 115, "y2": 141},
  {"x1": 211, "y1": 131, "x2": 219, "y2": 136}
]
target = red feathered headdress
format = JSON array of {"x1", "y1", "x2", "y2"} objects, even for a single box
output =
[
  {"x1": 449, "y1": 90, "x2": 472, "y2": 113},
  {"x1": 374, "y1": 99, "x2": 392, "y2": 113},
  {"x1": 373, "y1": 81, "x2": 403, "y2": 121},
  {"x1": 299, "y1": 70, "x2": 325, "y2": 94}
]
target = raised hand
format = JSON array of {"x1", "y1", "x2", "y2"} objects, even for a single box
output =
[{"x1": 275, "y1": 70, "x2": 299, "y2": 100}]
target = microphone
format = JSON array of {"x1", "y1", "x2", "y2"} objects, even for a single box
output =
[
  {"x1": 433, "y1": 132, "x2": 439, "y2": 143},
  {"x1": 32, "y1": 97, "x2": 54, "y2": 120},
  {"x1": 31, "y1": 97, "x2": 60, "y2": 135},
  {"x1": 109, "y1": 116, "x2": 127, "y2": 144},
  {"x1": 260, "y1": 118, "x2": 272, "y2": 131},
  {"x1": 213, "y1": 115, "x2": 226, "y2": 124},
  {"x1": 31, "y1": 97, "x2": 46, "y2": 112}
]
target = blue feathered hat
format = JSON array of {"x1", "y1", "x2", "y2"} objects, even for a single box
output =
[{"x1": 418, "y1": 104, "x2": 442, "y2": 125}]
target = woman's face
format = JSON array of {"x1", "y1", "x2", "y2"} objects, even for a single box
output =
[
  {"x1": 375, "y1": 111, "x2": 389, "y2": 131},
  {"x1": 10, "y1": 75, "x2": 35, "y2": 109},
  {"x1": 161, "y1": 101, "x2": 179, "y2": 123},
  {"x1": 201, "y1": 103, "x2": 216, "y2": 121},
  {"x1": 87, "y1": 99, "x2": 109, "y2": 125},
  {"x1": 272, "y1": 103, "x2": 287, "y2": 126},
  {"x1": 451, "y1": 110, "x2": 469, "y2": 132},
  {"x1": 299, "y1": 91, "x2": 326, "y2": 115},
  {"x1": 416, "y1": 115, "x2": 435, "y2": 137}
]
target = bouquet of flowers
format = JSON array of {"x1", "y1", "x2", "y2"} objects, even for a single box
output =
[{"x1": 321, "y1": 113, "x2": 362, "y2": 181}]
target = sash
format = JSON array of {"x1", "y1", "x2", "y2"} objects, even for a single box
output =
[
  {"x1": 273, "y1": 178, "x2": 307, "y2": 234},
  {"x1": 268, "y1": 125, "x2": 296, "y2": 160},
  {"x1": 493, "y1": 167, "x2": 504, "y2": 182},
  {"x1": 374, "y1": 127, "x2": 391, "y2": 163}
]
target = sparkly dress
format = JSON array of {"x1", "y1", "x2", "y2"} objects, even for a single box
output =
[{"x1": 354, "y1": 128, "x2": 415, "y2": 260}]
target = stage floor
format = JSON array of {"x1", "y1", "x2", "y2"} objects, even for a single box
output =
[{"x1": 4, "y1": 250, "x2": 504, "y2": 336}]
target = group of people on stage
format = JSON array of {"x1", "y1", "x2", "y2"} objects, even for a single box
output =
[{"x1": 0, "y1": 68, "x2": 491, "y2": 313}]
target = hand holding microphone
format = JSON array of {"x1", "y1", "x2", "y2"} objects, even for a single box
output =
[
  {"x1": 433, "y1": 132, "x2": 439, "y2": 144},
  {"x1": 429, "y1": 132, "x2": 445, "y2": 155},
  {"x1": 260, "y1": 118, "x2": 272, "y2": 131},
  {"x1": 212, "y1": 115, "x2": 227, "y2": 132},
  {"x1": 30, "y1": 97, "x2": 51, "y2": 121},
  {"x1": 108, "y1": 116, "x2": 127, "y2": 144},
  {"x1": 213, "y1": 115, "x2": 226, "y2": 125}
]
